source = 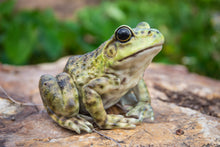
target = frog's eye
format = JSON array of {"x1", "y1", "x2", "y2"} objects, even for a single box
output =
[{"x1": 115, "y1": 26, "x2": 132, "y2": 43}]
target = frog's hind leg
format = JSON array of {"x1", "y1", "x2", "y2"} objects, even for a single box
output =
[{"x1": 39, "y1": 73, "x2": 93, "y2": 134}]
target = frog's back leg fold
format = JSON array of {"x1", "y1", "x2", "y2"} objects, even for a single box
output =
[
  {"x1": 39, "y1": 73, "x2": 79, "y2": 116},
  {"x1": 39, "y1": 73, "x2": 93, "y2": 133}
]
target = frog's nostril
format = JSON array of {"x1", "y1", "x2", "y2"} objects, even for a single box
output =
[
  {"x1": 148, "y1": 30, "x2": 151, "y2": 35},
  {"x1": 156, "y1": 31, "x2": 160, "y2": 34}
]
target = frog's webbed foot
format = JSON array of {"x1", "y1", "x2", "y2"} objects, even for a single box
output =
[
  {"x1": 48, "y1": 110, "x2": 93, "y2": 134},
  {"x1": 126, "y1": 102, "x2": 154, "y2": 121},
  {"x1": 103, "y1": 114, "x2": 140, "y2": 129},
  {"x1": 58, "y1": 114, "x2": 93, "y2": 134}
]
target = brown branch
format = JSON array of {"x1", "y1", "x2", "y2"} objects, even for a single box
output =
[
  {"x1": 92, "y1": 128, "x2": 122, "y2": 147},
  {"x1": 0, "y1": 86, "x2": 43, "y2": 106}
]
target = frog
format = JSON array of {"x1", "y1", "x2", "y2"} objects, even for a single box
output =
[{"x1": 39, "y1": 22, "x2": 164, "y2": 134}]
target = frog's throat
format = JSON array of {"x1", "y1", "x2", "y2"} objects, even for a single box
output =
[{"x1": 118, "y1": 43, "x2": 163, "y2": 62}]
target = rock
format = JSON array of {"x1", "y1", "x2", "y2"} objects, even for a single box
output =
[{"x1": 0, "y1": 57, "x2": 220, "y2": 146}]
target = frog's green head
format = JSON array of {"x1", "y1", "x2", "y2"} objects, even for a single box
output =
[{"x1": 101, "y1": 22, "x2": 164, "y2": 68}]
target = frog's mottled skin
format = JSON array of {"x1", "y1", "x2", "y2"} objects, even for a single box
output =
[{"x1": 39, "y1": 22, "x2": 164, "y2": 134}]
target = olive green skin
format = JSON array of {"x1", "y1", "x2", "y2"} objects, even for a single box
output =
[{"x1": 39, "y1": 22, "x2": 164, "y2": 134}]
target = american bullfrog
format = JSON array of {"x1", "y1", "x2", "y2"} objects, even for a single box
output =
[{"x1": 39, "y1": 22, "x2": 164, "y2": 134}]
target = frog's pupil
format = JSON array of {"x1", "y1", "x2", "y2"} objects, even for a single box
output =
[{"x1": 117, "y1": 28, "x2": 131, "y2": 42}]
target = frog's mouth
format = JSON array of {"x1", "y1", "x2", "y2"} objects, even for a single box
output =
[{"x1": 118, "y1": 43, "x2": 163, "y2": 62}]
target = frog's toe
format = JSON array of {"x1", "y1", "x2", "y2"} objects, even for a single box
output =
[
  {"x1": 77, "y1": 115, "x2": 93, "y2": 129},
  {"x1": 78, "y1": 122, "x2": 93, "y2": 133},
  {"x1": 84, "y1": 121, "x2": 93, "y2": 129},
  {"x1": 74, "y1": 118, "x2": 93, "y2": 133},
  {"x1": 65, "y1": 120, "x2": 81, "y2": 134}
]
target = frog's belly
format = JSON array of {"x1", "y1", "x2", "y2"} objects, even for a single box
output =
[{"x1": 102, "y1": 74, "x2": 141, "y2": 109}]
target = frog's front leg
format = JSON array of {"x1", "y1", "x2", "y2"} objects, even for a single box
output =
[
  {"x1": 39, "y1": 73, "x2": 93, "y2": 134},
  {"x1": 126, "y1": 79, "x2": 154, "y2": 121},
  {"x1": 82, "y1": 76, "x2": 139, "y2": 129}
]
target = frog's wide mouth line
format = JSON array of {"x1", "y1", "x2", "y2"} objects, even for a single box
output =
[{"x1": 118, "y1": 43, "x2": 163, "y2": 62}]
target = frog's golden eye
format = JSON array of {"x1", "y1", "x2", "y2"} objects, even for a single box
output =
[{"x1": 115, "y1": 27, "x2": 132, "y2": 43}]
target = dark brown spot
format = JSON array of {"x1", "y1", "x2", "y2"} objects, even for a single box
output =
[
  {"x1": 10, "y1": 116, "x2": 15, "y2": 121},
  {"x1": 121, "y1": 78, "x2": 126, "y2": 84},
  {"x1": 88, "y1": 83, "x2": 95, "y2": 88},
  {"x1": 58, "y1": 79, "x2": 66, "y2": 90},
  {"x1": 99, "y1": 85, "x2": 104, "y2": 89},
  {"x1": 86, "y1": 100, "x2": 96, "y2": 106},
  {"x1": 44, "y1": 83, "x2": 47, "y2": 86},
  {"x1": 74, "y1": 120, "x2": 79, "y2": 124},
  {"x1": 95, "y1": 50, "x2": 99, "y2": 57},
  {"x1": 96, "y1": 118, "x2": 104, "y2": 125},
  {"x1": 112, "y1": 123, "x2": 117, "y2": 126},
  {"x1": 109, "y1": 49, "x2": 113, "y2": 55},
  {"x1": 148, "y1": 30, "x2": 151, "y2": 35},
  {"x1": 93, "y1": 111, "x2": 100, "y2": 116},
  {"x1": 176, "y1": 129, "x2": 184, "y2": 135},
  {"x1": 83, "y1": 57, "x2": 87, "y2": 62},
  {"x1": 78, "y1": 83, "x2": 83, "y2": 87},
  {"x1": 68, "y1": 121, "x2": 72, "y2": 126},
  {"x1": 86, "y1": 90, "x2": 92, "y2": 95}
]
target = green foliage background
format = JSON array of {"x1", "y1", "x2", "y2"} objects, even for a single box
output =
[{"x1": 0, "y1": 0, "x2": 219, "y2": 79}]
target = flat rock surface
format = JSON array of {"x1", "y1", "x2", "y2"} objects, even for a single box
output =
[{"x1": 0, "y1": 57, "x2": 220, "y2": 147}]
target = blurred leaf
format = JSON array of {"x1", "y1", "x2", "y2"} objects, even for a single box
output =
[
  {"x1": 0, "y1": 0, "x2": 15, "y2": 15},
  {"x1": 39, "y1": 28, "x2": 63, "y2": 59},
  {"x1": 4, "y1": 22, "x2": 37, "y2": 64}
]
